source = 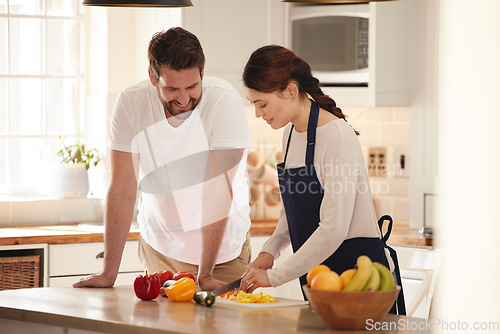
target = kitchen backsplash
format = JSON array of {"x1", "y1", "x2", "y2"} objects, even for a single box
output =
[
  {"x1": 0, "y1": 105, "x2": 410, "y2": 227},
  {"x1": 0, "y1": 198, "x2": 104, "y2": 227},
  {"x1": 245, "y1": 105, "x2": 411, "y2": 223}
]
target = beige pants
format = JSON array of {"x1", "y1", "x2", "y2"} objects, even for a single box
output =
[{"x1": 137, "y1": 232, "x2": 251, "y2": 283}]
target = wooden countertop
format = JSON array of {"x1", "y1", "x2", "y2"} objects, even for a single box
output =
[
  {"x1": 0, "y1": 223, "x2": 140, "y2": 246},
  {"x1": 0, "y1": 286, "x2": 430, "y2": 333},
  {"x1": 0, "y1": 219, "x2": 431, "y2": 247}
]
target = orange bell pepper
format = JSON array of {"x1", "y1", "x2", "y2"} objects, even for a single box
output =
[{"x1": 165, "y1": 277, "x2": 197, "y2": 302}]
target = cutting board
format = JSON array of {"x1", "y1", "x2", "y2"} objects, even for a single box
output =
[{"x1": 215, "y1": 297, "x2": 308, "y2": 309}]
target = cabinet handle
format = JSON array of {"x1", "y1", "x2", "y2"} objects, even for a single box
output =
[{"x1": 96, "y1": 251, "x2": 104, "y2": 259}]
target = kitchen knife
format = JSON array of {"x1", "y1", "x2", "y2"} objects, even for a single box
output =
[{"x1": 211, "y1": 278, "x2": 242, "y2": 296}]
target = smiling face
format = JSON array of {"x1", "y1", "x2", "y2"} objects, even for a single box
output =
[
  {"x1": 150, "y1": 65, "x2": 203, "y2": 119},
  {"x1": 245, "y1": 83, "x2": 309, "y2": 131},
  {"x1": 245, "y1": 88, "x2": 288, "y2": 130}
]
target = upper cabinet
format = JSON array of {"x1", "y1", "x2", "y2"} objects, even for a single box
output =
[
  {"x1": 285, "y1": 1, "x2": 411, "y2": 107},
  {"x1": 364, "y1": 0, "x2": 411, "y2": 107},
  {"x1": 183, "y1": 0, "x2": 410, "y2": 107},
  {"x1": 182, "y1": 0, "x2": 285, "y2": 98}
]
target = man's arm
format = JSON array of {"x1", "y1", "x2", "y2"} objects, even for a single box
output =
[
  {"x1": 73, "y1": 149, "x2": 137, "y2": 288},
  {"x1": 197, "y1": 148, "x2": 244, "y2": 290}
]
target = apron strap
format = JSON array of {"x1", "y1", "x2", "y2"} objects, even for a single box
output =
[
  {"x1": 282, "y1": 100, "x2": 320, "y2": 165},
  {"x1": 377, "y1": 215, "x2": 407, "y2": 315},
  {"x1": 282, "y1": 125, "x2": 294, "y2": 164},
  {"x1": 305, "y1": 101, "x2": 319, "y2": 166},
  {"x1": 378, "y1": 214, "x2": 393, "y2": 243}
]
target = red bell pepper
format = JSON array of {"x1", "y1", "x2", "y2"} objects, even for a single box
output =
[
  {"x1": 153, "y1": 270, "x2": 174, "y2": 285},
  {"x1": 134, "y1": 272, "x2": 161, "y2": 300},
  {"x1": 172, "y1": 271, "x2": 195, "y2": 281}
]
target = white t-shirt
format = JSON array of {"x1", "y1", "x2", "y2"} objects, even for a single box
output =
[
  {"x1": 261, "y1": 119, "x2": 393, "y2": 287},
  {"x1": 109, "y1": 77, "x2": 253, "y2": 265}
]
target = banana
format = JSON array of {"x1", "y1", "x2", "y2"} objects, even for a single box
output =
[
  {"x1": 343, "y1": 255, "x2": 373, "y2": 292},
  {"x1": 362, "y1": 266, "x2": 381, "y2": 292},
  {"x1": 373, "y1": 262, "x2": 396, "y2": 291}
]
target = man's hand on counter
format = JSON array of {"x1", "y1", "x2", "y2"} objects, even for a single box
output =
[
  {"x1": 197, "y1": 274, "x2": 227, "y2": 292},
  {"x1": 73, "y1": 272, "x2": 116, "y2": 288}
]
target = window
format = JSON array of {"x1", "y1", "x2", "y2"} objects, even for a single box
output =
[{"x1": 0, "y1": 0, "x2": 83, "y2": 196}]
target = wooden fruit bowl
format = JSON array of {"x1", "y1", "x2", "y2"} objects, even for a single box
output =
[{"x1": 302, "y1": 285, "x2": 401, "y2": 330}]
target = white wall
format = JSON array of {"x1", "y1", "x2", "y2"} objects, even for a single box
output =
[
  {"x1": 433, "y1": 0, "x2": 500, "y2": 323},
  {"x1": 84, "y1": 6, "x2": 182, "y2": 191}
]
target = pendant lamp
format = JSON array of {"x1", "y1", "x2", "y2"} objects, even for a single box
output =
[
  {"x1": 82, "y1": 0, "x2": 193, "y2": 7},
  {"x1": 282, "y1": 0, "x2": 397, "y2": 3}
]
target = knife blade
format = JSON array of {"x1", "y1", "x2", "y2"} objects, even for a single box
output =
[{"x1": 211, "y1": 278, "x2": 242, "y2": 296}]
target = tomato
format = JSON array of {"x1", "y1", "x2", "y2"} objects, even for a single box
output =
[
  {"x1": 153, "y1": 270, "x2": 174, "y2": 285},
  {"x1": 172, "y1": 271, "x2": 195, "y2": 281}
]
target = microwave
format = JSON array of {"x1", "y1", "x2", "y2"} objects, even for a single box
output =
[{"x1": 288, "y1": 4, "x2": 369, "y2": 87}]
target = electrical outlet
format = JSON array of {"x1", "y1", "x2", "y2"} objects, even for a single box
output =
[
  {"x1": 393, "y1": 148, "x2": 410, "y2": 178},
  {"x1": 368, "y1": 147, "x2": 387, "y2": 177}
]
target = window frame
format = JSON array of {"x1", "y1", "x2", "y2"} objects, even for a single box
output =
[{"x1": 0, "y1": 1, "x2": 85, "y2": 197}]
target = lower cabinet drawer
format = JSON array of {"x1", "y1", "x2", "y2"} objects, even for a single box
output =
[
  {"x1": 49, "y1": 272, "x2": 141, "y2": 287},
  {"x1": 49, "y1": 241, "x2": 142, "y2": 277}
]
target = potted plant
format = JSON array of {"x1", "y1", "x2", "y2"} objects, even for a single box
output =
[
  {"x1": 57, "y1": 136, "x2": 101, "y2": 170},
  {"x1": 50, "y1": 137, "x2": 102, "y2": 197}
]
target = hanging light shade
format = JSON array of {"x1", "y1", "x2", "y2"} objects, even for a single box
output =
[
  {"x1": 82, "y1": 0, "x2": 193, "y2": 7},
  {"x1": 282, "y1": 0, "x2": 397, "y2": 3}
]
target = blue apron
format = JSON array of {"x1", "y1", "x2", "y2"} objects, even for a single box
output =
[{"x1": 277, "y1": 101, "x2": 403, "y2": 312}]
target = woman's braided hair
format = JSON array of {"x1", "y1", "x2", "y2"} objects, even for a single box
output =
[{"x1": 243, "y1": 45, "x2": 357, "y2": 134}]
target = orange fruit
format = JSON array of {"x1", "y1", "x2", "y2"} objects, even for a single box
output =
[
  {"x1": 340, "y1": 268, "x2": 357, "y2": 287},
  {"x1": 306, "y1": 264, "x2": 331, "y2": 286},
  {"x1": 310, "y1": 271, "x2": 343, "y2": 291}
]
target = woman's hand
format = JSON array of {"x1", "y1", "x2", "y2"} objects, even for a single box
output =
[
  {"x1": 246, "y1": 252, "x2": 274, "y2": 271},
  {"x1": 239, "y1": 252, "x2": 274, "y2": 293},
  {"x1": 240, "y1": 267, "x2": 271, "y2": 293}
]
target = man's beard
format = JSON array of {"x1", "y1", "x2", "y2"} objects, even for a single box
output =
[{"x1": 163, "y1": 92, "x2": 202, "y2": 120}]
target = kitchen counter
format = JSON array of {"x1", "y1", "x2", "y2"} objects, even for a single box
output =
[
  {"x1": 0, "y1": 223, "x2": 140, "y2": 246},
  {"x1": 0, "y1": 219, "x2": 431, "y2": 247},
  {"x1": 251, "y1": 219, "x2": 432, "y2": 247},
  {"x1": 0, "y1": 285, "x2": 430, "y2": 333}
]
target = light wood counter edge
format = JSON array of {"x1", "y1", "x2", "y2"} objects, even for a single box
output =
[
  {"x1": 0, "y1": 219, "x2": 432, "y2": 247},
  {"x1": 0, "y1": 306, "x2": 168, "y2": 334},
  {"x1": 250, "y1": 218, "x2": 433, "y2": 247}
]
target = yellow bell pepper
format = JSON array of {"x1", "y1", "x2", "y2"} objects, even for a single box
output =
[
  {"x1": 165, "y1": 277, "x2": 197, "y2": 302},
  {"x1": 227, "y1": 291, "x2": 279, "y2": 304}
]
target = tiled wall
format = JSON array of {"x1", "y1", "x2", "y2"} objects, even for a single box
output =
[
  {"x1": 246, "y1": 105, "x2": 411, "y2": 223},
  {"x1": 0, "y1": 198, "x2": 104, "y2": 227},
  {"x1": 347, "y1": 106, "x2": 411, "y2": 223},
  {"x1": 0, "y1": 106, "x2": 410, "y2": 227}
]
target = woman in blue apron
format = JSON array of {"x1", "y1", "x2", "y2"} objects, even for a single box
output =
[{"x1": 240, "y1": 45, "x2": 404, "y2": 314}]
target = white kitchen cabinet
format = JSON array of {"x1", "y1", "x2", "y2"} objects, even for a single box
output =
[
  {"x1": 409, "y1": 0, "x2": 440, "y2": 230},
  {"x1": 183, "y1": 0, "x2": 285, "y2": 98},
  {"x1": 48, "y1": 240, "x2": 143, "y2": 287},
  {"x1": 390, "y1": 245, "x2": 441, "y2": 319},
  {"x1": 184, "y1": 0, "x2": 410, "y2": 107},
  {"x1": 288, "y1": 0, "x2": 410, "y2": 107},
  {"x1": 49, "y1": 272, "x2": 140, "y2": 288},
  {"x1": 249, "y1": 235, "x2": 304, "y2": 300}
]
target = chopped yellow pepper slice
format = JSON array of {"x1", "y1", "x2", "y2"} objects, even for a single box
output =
[{"x1": 222, "y1": 291, "x2": 279, "y2": 303}]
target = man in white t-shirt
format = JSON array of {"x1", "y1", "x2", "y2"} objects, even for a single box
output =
[{"x1": 73, "y1": 27, "x2": 253, "y2": 291}]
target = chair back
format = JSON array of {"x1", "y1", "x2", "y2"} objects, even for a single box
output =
[{"x1": 391, "y1": 246, "x2": 442, "y2": 318}]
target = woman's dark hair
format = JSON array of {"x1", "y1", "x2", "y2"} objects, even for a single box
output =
[
  {"x1": 243, "y1": 45, "x2": 357, "y2": 133},
  {"x1": 148, "y1": 27, "x2": 205, "y2": 82}
]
